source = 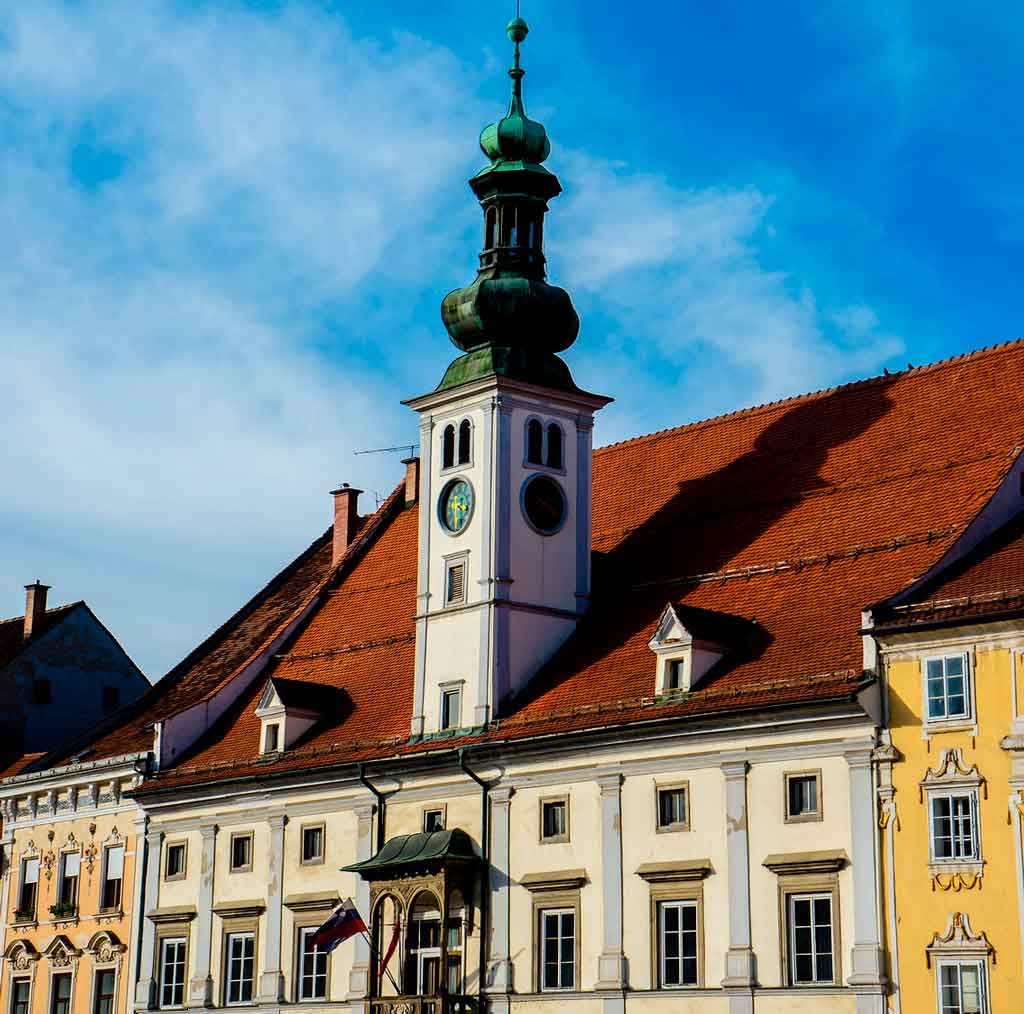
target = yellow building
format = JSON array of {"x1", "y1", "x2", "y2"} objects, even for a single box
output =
[
  {"x1": 1, "y1": 752, "x2": 146, "y2": 1014},
  {"x1": 872, "y1": 509, "x2": 1024, "y2": 1014}
]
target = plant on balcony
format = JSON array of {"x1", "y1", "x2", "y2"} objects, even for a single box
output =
[
  {"x1": 13, "y1": 908, "x2": 35, "y2": 922},
  {"x1": 49, "y1": 901, "x2": 77, "y2": 919}
]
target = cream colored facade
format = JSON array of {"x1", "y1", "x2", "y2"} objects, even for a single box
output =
[
  {"x1": 0, "y1": 753, "x2": 147, "y2": 1014},
  {"x1": 131, "y1": 703, "x2": 885, "y2": 1014},
  {"x1": 876, "y1": 623, "x2": 1024, "y2": 1014}
]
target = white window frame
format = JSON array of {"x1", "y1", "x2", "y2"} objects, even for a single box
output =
[
  {"x1": 224, "y1": 931, "x2": 256, "y2": 1005},
  {"x1": 922, "y1": 652, "x2": 974, "y2": 731},
  {"x1": 439, "y1": 683, "x2": 463, "y2": 731},
  {"x1": 784, "y1": 770, "x2": 823, "y2": 824},
  {"x1": 297, "y1": 927, "x2": 328, "y2": 1001},
  {"x1": 56, "y1": 850, "x2": 80, "y2": 909},
  {"x1": 929, "y1": 791, "x2": 980, "y2": 863},
  {"x1": 538, "y1": 908, "x2": 575, "y2": 991},
  {"x1": 300, "y1": 824, "x2": 325, "y2": 866},
  {"x1": 17, "y1": 856, "x2": 39, "y2": 917},
  {"x1": 164, "y1": 842, "x2": 187, "y2": 881},
  {"x1": 443, "y1": 554, "x2": 469, "y2": 607},
  {"x1": 539, "y1": 796, "x2": 569, "y2": 843},
  {"x1": 48, "y1": 971, "x2": 73, "y2": 1014},
  {"x1": 935, "y1": 958, "x2": 988, "y2": 1014},
  {"x1": 100, "y1": 844, "x2": 124, "y2": 911},
  {"x1": 655, "y1": 783, "x2": 689, "y2": 832},
  {"x1": 658, "y1": 899, "x2": 699, "y2": 988},
  {"x1": 229, "y1": 833, "x2": 254, "y2": 874},
  {"x1": 91, "y1": 966, "x2": 118, "y2": 1014},
  {"x1": 787, "y1": 892, "x2": 836, "y2": 986},
  {"x1": 159, "y1": 938, "x2": 186, "y2": 1009},
  {"x1": 10, "y1": 977, "x2": 32, "y2": 1014},
  {"x1": 423, "y1": 806, "x2": 446, "y2": 833}
]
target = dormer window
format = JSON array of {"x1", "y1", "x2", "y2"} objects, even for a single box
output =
[
  {"x1": 254, "y1": 678, "x2": 328, "y2": 755},
  {"x1": 648, "y1": 604, "x2": 738, "y2": 697}
]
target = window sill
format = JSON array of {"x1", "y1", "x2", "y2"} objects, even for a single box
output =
[
  {"x1": 783, "y1": 812, "x2": 823, "y2": 825},
  {"x1": 655, "y1": 822, "x2": 690, "y2": 834},
  {"x1": 923, "y1": 717, "x2": 976, "y2": 736},
  {"x1": 929, "y1": 859, "x2": 984, "y2": 877}
]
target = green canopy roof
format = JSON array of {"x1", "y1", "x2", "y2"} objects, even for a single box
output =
[{"x1": 342, "y1": 829, "x2": 481, "y2": 879}]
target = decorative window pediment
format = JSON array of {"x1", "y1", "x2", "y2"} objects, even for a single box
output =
[
  {"x1": 926, "y1": 912, "x2": 994, "y2": 966},
  {"x1": 86, "y1": 931, "x2": 125, "y2": 965},
  {"x1": 920, "y1": 749, "x2": 986, "y2": 885},
  {"x1": 919, "y1": 748, "x2": 987, "y2": 798},
  {"x1": 648, "y1": 604, "x2": 730, "y2": 695},
  {"x1": 42, "y1": 936, "x2": 80, "y2": 969},
  {"x1": 4, "y1": 940, "x2": 39, "y2": 972}
]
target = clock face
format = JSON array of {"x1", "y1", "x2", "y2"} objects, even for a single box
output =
[
  {"x1": 440, "y1": 478, "x2": 474, "y2": 534},
  {"x1": 522, "y1": 475, "x2": 567, "y2": 535}
]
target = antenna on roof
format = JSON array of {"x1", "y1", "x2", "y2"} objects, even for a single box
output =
[{"x1": 353, "y1": 443, "x2": 417, "y2": 458}]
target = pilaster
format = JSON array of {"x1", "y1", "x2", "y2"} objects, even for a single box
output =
[
  {"x1": 485, "y1": 786, "x2": 514, "y2": 995},
  {"x1": 257, "y1": 813, "x2": 287, "y2": 1003},
  {"x1": 475, "y1": 398, "x2": 496, "y2": 726},
  {"x1": 410, "y1": 413, "x2": 433, "y2": 738},
  {"x1": 574, "y1": 414, "x2": 593, "y2": 603},
  {"x1": 134, "y1": 829, "x2": 164, "y2": 1010},
  {"x1": 348, "y1": 803, "x2": 376, "y2": 1002},
  {"x1": 845, "y1": 748, "x2": 886, "y2": 1014},
  {"x1": 595, "y1": 772, "x2": 627, "y2": 990},
  {"x1": 188, "y1": 823, "x2": 217, "y2": 1006},
  {"x1": 720, "y1": 759, "x2": 755, "y2": 1014}
]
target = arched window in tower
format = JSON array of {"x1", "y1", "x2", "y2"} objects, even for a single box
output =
[
  {"x1": 546, "y1": 423, "x2": 563, "y2": 469},
  {"x1": 442, "y1": 425, "x2": 455, "y2": 470},
  {"x1": 501, "y1": 205, "x2": 515, "y2": 248},
  {"x1": 526, "y1": 419, "x2": 543, "y2": 464},
  {"x1": 484, "y1": 207, "x2": 497, "y2": 249},
  {"x1": 457, "y1": 420, "x2": 472, "y2": 465}
]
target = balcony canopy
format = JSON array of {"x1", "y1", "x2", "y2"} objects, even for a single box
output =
[{"x1": 343, "y1": 829, "x2": 481, "y2": 880}]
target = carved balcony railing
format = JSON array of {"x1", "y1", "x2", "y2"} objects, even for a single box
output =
[{"x1": 369, "y1": 996, "x2": 478, "y2": 1014}]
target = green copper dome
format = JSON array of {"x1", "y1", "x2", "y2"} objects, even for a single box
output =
[
  {"x1": 438, "y1": 17, "x2": 581, "y2": 393},
  {"x1": 478, "y1": 18, "x2": 551, "y2": 168}
]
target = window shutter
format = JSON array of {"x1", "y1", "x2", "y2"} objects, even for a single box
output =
[
  {"x1": 64, "y1": 852, "x2": 81, "y2": 877},
  {"x1": 24, "y1": 858, "x2": 39, "y2": 884},
  {"x1": 106, "y1": 845, "x2": 124, "y2": 880},
  {"x1": 447, "y1": 564, "x2": 465, "y2": 603}
]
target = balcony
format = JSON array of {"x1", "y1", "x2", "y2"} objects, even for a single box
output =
[{"x1": 369, "y1": 997, "x2": 478, "y2": 1014}]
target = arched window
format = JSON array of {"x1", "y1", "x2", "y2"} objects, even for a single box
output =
[
  {"x1": 484, "y1": 207, "x2": 497, "y2": 249},
  {"x1": 500, "y1": 206, "x2": 514, "y2": 248},
  {"x1": 546, "y1": 423, "x2": 562, "y2": 469},
  {"x1": 526, "y1": 419, "x2": 543, "y2": 464},
  {"x1": 441, "y1": 425, "x2": 455, "y2": 470},
  {"x1": 457, "y1": 420, "x2": 472, "y2": 465}
]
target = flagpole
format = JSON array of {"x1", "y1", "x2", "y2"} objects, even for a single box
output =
[{"x1": 362, "y1": 925, "x2": 402, "y2": 996}]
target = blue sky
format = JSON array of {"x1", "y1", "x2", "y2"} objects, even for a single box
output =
[{"x1": 0, "y1": 0, "x2": 1021, "y2": 680}]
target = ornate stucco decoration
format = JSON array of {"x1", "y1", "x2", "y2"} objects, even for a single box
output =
[
  {"x1": 4, "y1": 941, "x2": 40, "y2": 973},
  {"x1": 43, "y1": 936, "x2": 80, "y2": 970},
  {"x1": 87, "y1": 931, "x2": 126, "y2": 968},
  {"x1": 925, "y1": 912, "x2": 995, "y2": 967},
  {"x1": 918, "y1": 748, "x2": 987, "y2": 800}
]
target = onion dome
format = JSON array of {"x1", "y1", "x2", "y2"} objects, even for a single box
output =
[
  {"x1": 438, "y1": 17, "x2": 581, "y2": 392},
  {"x1": 478, "y1": 18, "x2": 551, "y2": 168}
]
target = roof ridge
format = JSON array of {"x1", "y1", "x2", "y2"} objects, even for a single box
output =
[
  {"x1": 595, "y1": 336, "x2": 1024, "y2": 457},
  {"x1": 0, "y1": 601, "x2": 83, "y2": 627}
]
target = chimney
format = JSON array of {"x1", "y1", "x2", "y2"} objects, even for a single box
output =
[
  {"x1": 401, "y1": 457, "x2": 420, "y2": 505},
  {"x1": 24, "y1": 581, "x2": 50, "y2": 641},
  {"x1": 331, "y1": 484, "x2": 363, "y2": 568}
]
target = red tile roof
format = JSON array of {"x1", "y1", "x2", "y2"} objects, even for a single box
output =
[
  {"x1": 63, "y1": 340, "x2": 1024, "y2": 790},
  {"x1": 875, "y1": 511, "x2": 1024, "y2": 628},
  {"x1": 0, "y1": 752, "x2": 45, "y2": 782}
]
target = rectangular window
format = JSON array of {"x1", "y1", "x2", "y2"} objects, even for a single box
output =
[
  {"x1": 540, "y1": 799, "x2": 568, "y2": 842},
  {"x1": 11, "y1": 980, "x2": 30, "y2": 1014},
  {"x1": 658, "y1": 900, "x2": 698, "y2": 987},
  {"x1": 938, "y1": 960, "x2": 986, "y2": 1014},
  {"x1": 18, "y1": 857, "x2": 39, "y2": 916},
  {"x1": 445, "y1": 917, "x2": 463, "y2": 992},
  {"x1": 101, "y1": 845, "x2": 124, "y2": 910},
  {"x1": 664, "y1": 659, "x2": 684, "y2": 691},
  {"x1": 165, "y1": 842, "x2": 186, "y2": 880},
  {"x1": 930, "y1": 794, "x2": 979, "y2": 861},
  {"x1": 230, "y1": 834, "x2": 253, "y2": 873},
  {"x1": 225, "y1": 932, "x2": 255, "y2": 1004},
  {"x1": 58, "y1": 851, "x2": 80, "y2": 907},
  {"x1": 440, "y1": 687, "x2": 462, "y2": 730},
  {"x1": 301, "y1": 825, "x2": 324, "y2": 864},
  {"x1": 926, "y1": 654, "x2": 971, "y2": 721},
  {"x1": 539, "y1": 909, "x2": 575, "y2": 990},
  {"x1": 94, "y1": 969, "x2": 116, "y2": 1014},
  {"x1": 657, "y1": 786, "x2": 688, "y2": 831},
  {"x1": 444, "y1": 560, "x2": 466, "y2": 606},
  {"x1": 785, "y1": 772, "x2": 822, "y2": 822},
  {"x1": 50, "y1": 974, "x2": 71, "y2": 1014},
  {"x1": 159, "y1": 938, "x2": 186, "y2": 1008},
  {"x1": 423, "y1": 808, "x2": 446, "y2": 833},
  {"x1": 297, "y1": 927, "x2": 327, "y2": 1001},
  {"x1": 787, "y1": 893, "x2": 834, "y2": 985},
  {"x1": 264, "y1": 723, "x2": 280, "y2": 753}
]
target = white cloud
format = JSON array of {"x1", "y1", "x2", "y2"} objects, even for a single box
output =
[{"x1": 0, "y1": 1, "x2": 902, "y2": 677}]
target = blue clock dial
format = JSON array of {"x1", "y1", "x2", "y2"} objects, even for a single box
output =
[{"x1": 440, "y1": 479, "x2": 474, "y2": 534}]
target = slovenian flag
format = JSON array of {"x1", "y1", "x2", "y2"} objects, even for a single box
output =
[{"x1": 311, "y1": 898, "x2": 367, "y2": 954}]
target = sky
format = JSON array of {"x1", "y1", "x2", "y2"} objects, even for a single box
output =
[{"x1": 0, "y1": 0, "x2": 1022, "y2": 680}]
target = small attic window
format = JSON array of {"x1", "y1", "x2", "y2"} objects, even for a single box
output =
[
  {"x1": 648, "y1": 604, "x2": 731, "y2": 698},
  {"x1": 664, "y1": 659, "x2": 685, "y2": 692},
  {"x1": 264, "y1": 724, "x2": 280, "y2": 753}
]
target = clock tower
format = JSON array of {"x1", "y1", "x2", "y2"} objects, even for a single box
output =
[{"x1": 404, "y1": 17, "x2": 610, "y2": 737}]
